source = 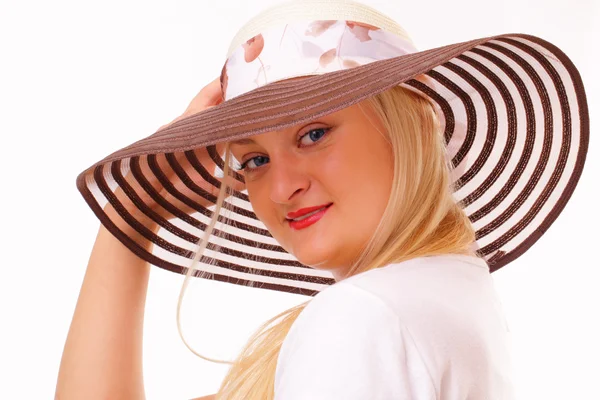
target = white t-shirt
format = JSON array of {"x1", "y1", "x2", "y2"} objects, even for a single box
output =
[{"x1": 274, "y1": 254, "x2": 515, "y2": 399}]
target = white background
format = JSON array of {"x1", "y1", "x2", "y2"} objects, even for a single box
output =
[{"x1": 1, "y1": 0, "x2": 598, "y2": 399}]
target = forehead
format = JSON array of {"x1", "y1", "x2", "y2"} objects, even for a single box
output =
[{"x1": 230, "y1": 137, "x2": 257, "y2": 146}]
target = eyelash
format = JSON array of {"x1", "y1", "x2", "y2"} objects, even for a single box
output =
[{"x1": 236, "y1": 127, "x2": 331, "y2": 172}]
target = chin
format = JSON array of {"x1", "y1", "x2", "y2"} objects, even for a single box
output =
[
  {"x1": 274, "y1": 228, "x2": 340, "y2": 270},
  {"x1": 292, "y1": 244, "x2": 335, "y2": 270},
  {"x1": 301, "y1": 257, "x2": 331, "y2": 270}
]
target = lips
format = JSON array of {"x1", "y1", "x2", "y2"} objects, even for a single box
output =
[
  {"x1": 286, "y1": 203, "x2": 333, "y2": 220},
  {"x1": 287, "y1": 204, "x2": 332, "y2": 230}
]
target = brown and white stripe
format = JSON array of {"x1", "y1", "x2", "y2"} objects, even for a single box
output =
[{"x1": 76, "y1": 12, "x2": 588, "y2": 297}]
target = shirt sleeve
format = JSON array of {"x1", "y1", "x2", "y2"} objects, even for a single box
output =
[{"x1": 273, "y1": 282, "x2": 436, "y2": 400}]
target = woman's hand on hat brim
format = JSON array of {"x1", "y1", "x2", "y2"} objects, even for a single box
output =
[{"x1": 106, "y1": 77, "x2": 243, "y2": 232}]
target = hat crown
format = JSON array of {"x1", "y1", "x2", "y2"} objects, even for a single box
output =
[
  {"x1": 221, "y1": 0, "x2": 418, "y2": 100},
  {"x1": 227, "y1": 0, "x2": 414, "y2": 58}
]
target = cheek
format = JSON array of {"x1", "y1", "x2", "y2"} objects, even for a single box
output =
[
  {"x1": 331, "y1": 134, "x2": 394, "y2": 221},
  {"x1": 246, "y1": 184, "x2": 265, "y2": 217},
  {"x1": 246, "y1": 183, "x2": 280, "y2": 231},
  {"x1": 332, "y1": 135, "x2": 392, "y2": 191}
]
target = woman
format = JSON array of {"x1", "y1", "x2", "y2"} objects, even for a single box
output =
[{"x1": 56, "y1": 0, "x2": 589, "y2": 399}]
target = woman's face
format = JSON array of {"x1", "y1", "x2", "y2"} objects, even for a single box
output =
[{"x1": 229, "y1": 101, "x2": 394, "y2": 281}]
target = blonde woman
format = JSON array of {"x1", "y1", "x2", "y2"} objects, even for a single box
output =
[{"x1": 56, "y1": 0, "x2": 589, "y2": 399}]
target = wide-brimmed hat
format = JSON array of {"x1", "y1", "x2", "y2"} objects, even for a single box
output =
[{"x1": 76, "y1": 0, "x2": 589, "y2": 297}]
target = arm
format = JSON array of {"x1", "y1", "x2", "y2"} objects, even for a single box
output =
[
  {"x1": 55, "y1": 78, "x2": 225, "y2": 399},
  {"x1": 55, "y1": 207, "x2": 156, "y2": 400}
]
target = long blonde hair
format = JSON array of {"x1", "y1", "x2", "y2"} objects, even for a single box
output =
[{"x1": 178, "y1": 84, "x2": 479, "y2": 399}]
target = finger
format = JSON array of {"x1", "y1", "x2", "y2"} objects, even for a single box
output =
[
  {"x1": 156, "y1": 77, "x2": 222, "y2": 131},
  {"x1": 185, "y1": 77, "x2": 223, "y2": 113}
]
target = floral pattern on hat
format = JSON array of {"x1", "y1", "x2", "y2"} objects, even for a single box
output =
[
  {"x1": 319, "y1": 48, "x2": 337, "y2": 67},
  {"x1": 346, "y1": 21, "x2": 380, "y2": 42},
  {"x1": 220, "y1": 63, "x2": 228, "y2": 97},
  {"x1": 242, "y1": 34, "x2": 264, "y2": 62},
  {"x1": 222, "y1": 19, "x2": 418, "y2": 100},
  {"x1": 305, "y1": 20, "x2": 337, "y2": 36}
]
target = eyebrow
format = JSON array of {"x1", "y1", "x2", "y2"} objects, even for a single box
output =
[{"x1": 229, "y1": 137, "x2": 256, "y2": 146}]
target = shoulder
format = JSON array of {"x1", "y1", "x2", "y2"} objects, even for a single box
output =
[
  {"x1": 293, "y1": 281, "x2": 399, "y2": 331},
  {"x1": 338, "y1": 254, "x2": 493, "y2": 315},
  {"x1": 278, "y1": 282, "x2": 402, "y2": 359},
  {"x1": 342, "y1": 254, "x2": 490, "y2": 287},
  {"x1": 274, "y1": 282, "x2": 436, "y2": 399}
]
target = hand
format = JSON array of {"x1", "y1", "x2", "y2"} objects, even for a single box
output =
[{"x1": 105, "y1": 77, "x2": 244, "y2": 232}]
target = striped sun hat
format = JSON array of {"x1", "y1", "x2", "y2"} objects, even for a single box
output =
[{"x1": 76, "y1": 0, "x2": 589, "y2": 297}]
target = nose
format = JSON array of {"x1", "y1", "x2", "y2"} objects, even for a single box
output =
[{"x1": 268, "y1": 153, "x2": 310, "y2": 204}]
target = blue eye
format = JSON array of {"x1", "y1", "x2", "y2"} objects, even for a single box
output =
[
  {"x1": 238, "y1": 155, "x2": 269, "y2": 171},
  {"x1": 237, "y1": 127, "x2": 331, "y2": 172},
  {"x1": 299, "y1": 127, "x2": 329, "y2": 146}
]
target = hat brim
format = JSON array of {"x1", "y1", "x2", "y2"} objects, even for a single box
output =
[{"x1": 76, "y1": 33, "x2": 589, "y2": 297}]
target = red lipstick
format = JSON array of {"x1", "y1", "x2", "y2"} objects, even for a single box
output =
[{"x1": 286, "y1": 203, "x2": 332, "y2": 230}]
